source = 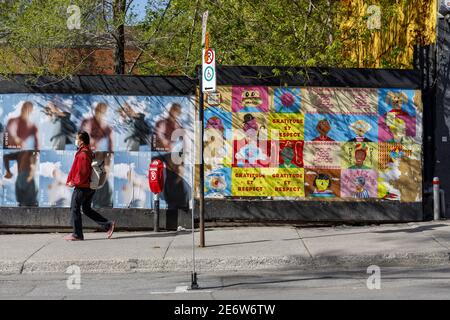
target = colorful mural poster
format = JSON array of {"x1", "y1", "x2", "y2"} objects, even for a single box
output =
[
  {"x1": 232, "y1": 86, "x2": 269, "y2": 113},
  {"x1": 304, "y1": 168, "x2": 341, "y2": 198},
  {"x1": 273, "y1": 87, "x2": 301, "y2": 113},
  {"x1": 204, "y1": 107, "x2": 233, "y2": 169},
  {"x1": 207, "y1": 85, "x2": 422, "y2": 203},
  {"x1": 378, "y1": 143, "x2": 422, "y2": 202},
  {"x1": 39, "y1": 150, "x2": 75, "y2": 207},
  {"x1": 92, "y1": 152, "x2": 114, "y2": 208},
  {"x1": 341, "y1": 169, "x2": 378, "y2": 199},
  {"x1": 378, "y1": 89, "x2": 420, "y2": 144},
  {"x1": 303, "y1": 142, "x2": 341, "y2": 169},
  {"x1": 205, "y1": 166, "x2": 232, "y2": 198},
  {"x1": 264, "y1": 168, "x2": 305, "y2": 197},
  {"x1": 341, "y1": 142, "x2": 378, "y2": 169}
]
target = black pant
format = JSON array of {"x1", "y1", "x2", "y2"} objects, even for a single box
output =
[{"x1": 70, "y1": 187, "x2": 110, "y2": 239}]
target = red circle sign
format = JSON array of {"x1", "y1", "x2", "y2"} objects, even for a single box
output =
[{"x1": 205, "y1": 49, "x2": 214, "y2": 64}]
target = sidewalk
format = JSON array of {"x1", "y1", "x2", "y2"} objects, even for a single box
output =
[{"x1": 1, "y1": 221, "x2": 449, "y2": 274}]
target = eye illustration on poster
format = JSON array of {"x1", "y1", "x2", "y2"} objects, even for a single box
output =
[
  {"x1": 341, "y1": 169, "x2": 378, "y2": 199},
  {"x1": 2, "y1": 150, "x2": 39, "y2": 207},
  {"x1": 38, "y1": 95, "x2": 79, "y2": 151},
  {"x1": 0, "y1": 95, "x2": 40, "y2": 150},
  {"x1": 273, "y1": 87, "x2": 301, "y2": 113},
  {"x1": 39, "y1": 150, "x2": 74, "y2": 207},
  {"x1": 113, "y1": 152, "x2": 152, "y2": 209},
  {"x1": 378, "y1": 143, "x2": 422, "y2": 202},
  {"x1": 150, "y1": 96, "x2": 195, "y2": 154},
  {"x1": 205, "y1": 167, "x2": 232, "y2": 198},
  {"x1": 204, "y1": 108, "x2": 232, "y2": 169},
  {"x1": 92, "y1": 152, "x2": 114, "y2": 208},
  {"x1": 76, "y1": 96, "x2": 115, "y2": 152},
  {"x1": 232, "y1": 86, "x2": 269, "y2": 113},
  {"x1": 378, "y1": 89, "x2": 419, "y2": 143},
  {"x1": 305, "y1": 169, "x2": 341, "y2": 198},
  {"x1": 113, "y1": 96, "x2": 152, "y2": 152}
]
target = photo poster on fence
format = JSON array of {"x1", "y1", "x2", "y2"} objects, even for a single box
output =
[
  {"x1": 0, "y1": 94, "x2": 195, "y2": 208},
  {"x1": 203, "y1": 86, "x2": 423, "y2": 202}
]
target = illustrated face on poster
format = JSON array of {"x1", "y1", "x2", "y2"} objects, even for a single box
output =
[
  {"x1": 204, "y1": 108, "x2": 233, "y2": 169},
  {"x1": 92, "y1": 151, "x2": 114, "y2": 208},
  {"x1": 305, "y1": 114, "x2": 375, "y2": 142},
  {"x1": 205, "y1": 86, "x2": 232, "y2": 112},
  {"x1": 305, "y1": 169, "x2": 341, "y2": 198},
  {"x1": 113, "y1": 151, "x2": 152, "y2": 209},
  {"x1": 378, "y1": 143, "x2": 422, "y2": 202},
  {"x1": 273, "y1": 87, "x2": 301, "y2": 113},
  {"x1": 232, "y1": 86, "x2": 269, "y2": 113},
  {"x1": 0, "y1": 95, "x2": 41, "y2": 150},
  {"x1": 205, "y1": 167, "x2": 231, "y2": 198},
  {"x1": 2, "y1": 150, "x2": 39, "y2": 207},
  {"x1": 378, "y1": 89, "x2": 419, "y2": 143},
  {"x1": 341, "y1": 142, "x2": 378, "y2": 169},
  {"x1": 303, "y1": 142, "x2": 341, "y2": 169},
  {"x1": 150, "y1": 96, "x2": 195, "y2": 153},
  {"x1": 278, "y1": 140, "x2": 304, "y2": 168},
  {"x1": 232, "y1": 112, "x2": 268, "y2": 141},
  {"x1": 39, "y1": 150, "x2": 74, "y2": 207},
  {"x1": 341, "y1": 169, "x2": 378, "y2": 199}
]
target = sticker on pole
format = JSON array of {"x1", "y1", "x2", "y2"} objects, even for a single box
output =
[{"x1": 202, "y1": 48, "x2": 216, "y2": 93}]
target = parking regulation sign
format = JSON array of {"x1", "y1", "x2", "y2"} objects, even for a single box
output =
[{"x1": 202, "y1": 48, "x2": 216, "y2": 93}]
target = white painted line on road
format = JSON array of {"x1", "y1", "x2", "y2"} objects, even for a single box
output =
[{"x1": 149, "y1": 286, "x2": 212, "y2": 295}]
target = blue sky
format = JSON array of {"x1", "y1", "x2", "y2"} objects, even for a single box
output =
[{"x1": 130, "y1": 0, "x2": 148, "y2": 22}]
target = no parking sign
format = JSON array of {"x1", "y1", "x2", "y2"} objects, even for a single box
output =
[{"x1": 202, "y1": 48, "x2": 216, "y2": 93}]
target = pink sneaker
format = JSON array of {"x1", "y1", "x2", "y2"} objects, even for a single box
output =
[
  {"x1": 106, "y1": 221, "x2": 116, "y2": 239},
  {"x1": 64, "y1": 234, "x2": 83, "y2": 241}
]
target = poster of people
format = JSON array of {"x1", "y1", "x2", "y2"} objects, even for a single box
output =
[
  {"x1": 204, "y1": 86, "x2": 423, "y2": 202},
  {"x1": 0, "y1": 94, "x2": 195, "y2": 209}
]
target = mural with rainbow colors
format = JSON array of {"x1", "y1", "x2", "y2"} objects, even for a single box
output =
[{"x1": 203, "y1": 86, "x2": 423, "y2": 202}]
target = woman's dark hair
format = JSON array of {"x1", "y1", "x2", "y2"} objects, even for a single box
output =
[
  {"x1": 314, "y1": 174, "x2": 331, "y2": 187},
  {"x1": 77, "y1": 131, "x2": 90, "y2": 145}
]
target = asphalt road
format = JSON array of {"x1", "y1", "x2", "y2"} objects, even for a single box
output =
[{"x1": 1, "y1": 266, "x2": 450, "y2": 300}]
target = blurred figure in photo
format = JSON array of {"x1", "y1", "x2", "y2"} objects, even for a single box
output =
[
  {"x1": 92, "y1": 152, "x2": 113, "y2": 208},
  {"x1": 153, "y1": 103, "x2": 184, "y2": 152},
  {"x1": 118, "y1": 102, "x2": 152, "y2": 151},
  {"x1": 80, "y1": 102, "x2": 113, "y2": 152},
  {"x1": 4, "y1": 101, "x2": 39, "y2": 150},
  {"x1": 42, "y1": 99, "x2": 77, "y2": 150},
  {"x1": 3, "y1": 151, "x2": 38, "y2": 206}
]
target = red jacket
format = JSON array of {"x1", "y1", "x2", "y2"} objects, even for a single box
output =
[{"x1": 67, "y1": 145, "x2": 93, "y2": 188}]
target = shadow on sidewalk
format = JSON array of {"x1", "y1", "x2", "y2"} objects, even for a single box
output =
[
  {"x1": 374, "y1": 224, "x2": 449, "y2": 234},
  {"x1": 84, "y1": 230, "x2": 192, "y2": 241}
]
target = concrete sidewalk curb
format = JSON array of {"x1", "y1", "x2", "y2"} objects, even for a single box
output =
[{"x1": 1, "y1": 251, "x2": 449, "y2": 275}]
